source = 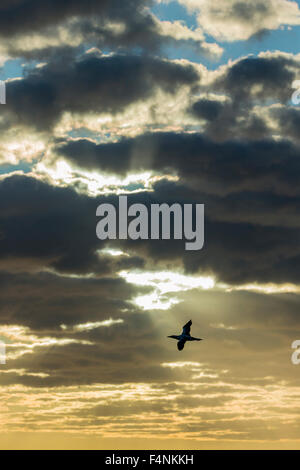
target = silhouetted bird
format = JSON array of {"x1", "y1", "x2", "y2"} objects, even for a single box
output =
[{"x1": 168, "y1": 320, "x2": 202, "y2": 351}]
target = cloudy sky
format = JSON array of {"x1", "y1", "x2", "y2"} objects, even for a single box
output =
[{"x1": 0, "y1": 0, "x2": 300, "y2": 450}]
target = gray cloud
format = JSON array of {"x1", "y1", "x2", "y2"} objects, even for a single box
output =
[
  {"x1": 189, "y1": 98, "x2": 271, "y2": 141},
  {"x1": 0, "y1": 0, "x2": 220, "y2": 61},
  {"x1": 1, "y1": 172, "x2": 300, "y2": 286},
  {"x1": 213, "y1": 55, "x2": 299, "y2": 104},
  {"x1": 1, "y1": 1, "x2": 300, "y2": 447},
  {"x1": 56, "y1": 132, "x2": 300, "y2": 197},
  {"x1": 0, "y1": 0, "x2": 152, "y2": 40},
  {"x1": 5, "y1": 52, "x2": 199, "y2": 130}
]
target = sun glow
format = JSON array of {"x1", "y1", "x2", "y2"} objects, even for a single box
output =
[
  {"x1": 36, "y1": 159, "x2": 155, "y2": 196},
  {"x1": 61, "y1": 318, "x2": 124, "y2": 332},
  {"x1": 0, "y1": 325, "x2": 93, "y2": 360},
  {"x1": 120, "y1": 270, "x2": 215, "y2": 310}
]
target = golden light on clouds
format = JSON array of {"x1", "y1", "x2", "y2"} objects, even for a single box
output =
[
  {"x1": 0, "y1": 325, "x2": 93, "y2": 361},
  {"x1": 61, "y1": 318, "x2": 124, "y2": 332},
  {"x1": 35, "y1": 157, "x2": 164, "y2": 196},
  {"x1": 1, "y1": 0, "x2": 300, "y2": 451},
  {"x1": 120, "y1": 270, "x2": 215, "y2": 310},
  {"x1": 226, "y1": 282, "x2": 300, "y2": 294},
  {"x1": 0, "y1": 370, "x2": 300, "y2": 448}
]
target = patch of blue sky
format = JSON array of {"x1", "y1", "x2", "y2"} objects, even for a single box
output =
[
  {"x1": 0, "y1": 58, "x2": 23, "y2": 80},
  {"x1": 68, "y1": 128, "x2": 99, "y2": 139},
  {"x1": 151, "y1": 0, "x2": 300, "y2": 69},
  {"x1": 68, "y1": 129, "x2": 113, "y2": 144},
  {"x1": 160, "y1": 26, "x2": 300, "y2": 68},
  {"x1": 0, "y1": 48, "x2": 87, "y2": 82},
  {"x1": 217, "y1": 27, "x2": 300, "y2": 66},
  {"x1": 151, "y1": 0, "x2": 198, "y2": 28},
  {"x1": 0, "y1": 161, "x2": 34, "y2": 175},
  {"x1": 122, "y1": 182, "x2": 147, "y2": 192},
  {"x1": 0, "y1": 57, "x2": 48, "y2": 81}
]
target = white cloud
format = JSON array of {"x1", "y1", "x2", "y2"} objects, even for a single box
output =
[
  {"x1": 61, "y1": 318, "x2": 124, "y2": 332},
  {"x1": 158, "y1": 0, "x2": 300, "y2": 41},
  {"x1": 154, "y1": 16, "x2": 223, "y2": 57}
]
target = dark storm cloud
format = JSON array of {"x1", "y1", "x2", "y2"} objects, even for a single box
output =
[
  {"x1": 0, "y1": 174, "x2": 146, "y2": 276},
  {"x1": 270, "y1": 106, "x2": 300, "y2": 143},
  {"x1": 2, "y1": 280, "x2": 300, "y2": 389},
  {"x1": 1, "y1": 2, "x2": 300, "y2": 445},
  {"x1": 5, "y1": 53, "x2": 199, "y2": 130},
  {"x1": 0, "y1": 174, "x2": 149, "y2": 277},
  {"x1": 0, "y1": 348, "x2": 172, "y2": 387},
  {"x1": 0, "y1": 174, "x2": 101, "y2": 274},
  {"x1": 0, "y1": 174, "x2": 148, "y2": 278},
  {"x1": 0, "y1": 0, "x2": 152, "y2": 38},
  {"x1": 174, "y1": 54, "x2": 300, "y2": 144},
  {"x1": 189, "y1": 98, "x2": 270, "y2": 141},
  {"x1": 0, "y1": 306, "x2": 175, "y2": 387},
  {"x1": 0, "y1": 0, "x2": 219, "y2": 60},
  {"x1": 185, "y1": 54, "x2": 300, "y2": 141},
  {"x1": 213, "y1": 55, "x2": 299, "y2": 104},
  {"x1": 4, "y1": 129, "x2": 296, "y2": 287},
  {"x1": 151, "y1": 179, "x2": 300, "y2": 228},
  {"x1": 147, "y1": 179, "x2": 300, "y2": 284},
  {"x1": 0, "y1": 270, "x2": 148, "y2": 330},
  {"x1": 56, "y1": 132, "x2": 300, "y2": 197},
  {"x1": 0, "y1": 266, "x2": 175, "y2": 389},
  {"x1": 117, "y1": 211, "x2": 300, "y2": 285},
  {"x1": 1, "y1": 152, "x2": 300, "y2": 285},
  {"x1": 190, "y1": 98, "x2": 224, "y2": 121}
]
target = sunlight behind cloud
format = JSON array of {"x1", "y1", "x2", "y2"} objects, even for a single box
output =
[
  {"x1": 36, "y1": 159, "x2": 155, "y2": 196},
  {"x1": 224, "y1": 282, "x2": 300, "y2": 294},
  {"x1": 120, "y1": 270, "x2": 215, "y2": 310},
  {"x1": 0, "y1": 325, "x2": 93, "y2": 361},
  {"x1": 61, "y1": 318, "x2": 124, "y2": 332}
]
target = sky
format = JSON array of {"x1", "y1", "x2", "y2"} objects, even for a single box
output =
[{"x1": 0, "y1": 0, "x2": 300, "y2": 450}]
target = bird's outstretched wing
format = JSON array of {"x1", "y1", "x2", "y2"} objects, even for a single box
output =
[
  {"x1": 177, "y1": 340, "x2": 185, "y2": 351},
  {"x1": 182, "y1": 320, "x2": 192, "y2": 336}
]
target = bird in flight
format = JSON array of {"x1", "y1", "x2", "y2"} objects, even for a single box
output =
[{"x1": 168, "y1": 320, "x2": 203, "y2": 351}]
